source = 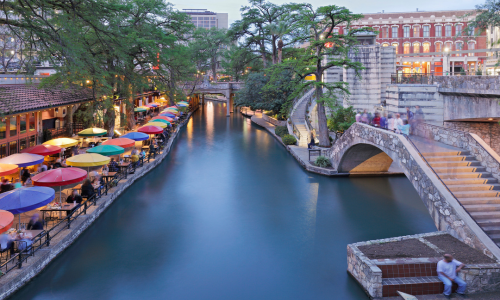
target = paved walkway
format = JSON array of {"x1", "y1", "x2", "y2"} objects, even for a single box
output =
[{"x1": 382, "y1": 291, "x2": 500, "y2": 299}]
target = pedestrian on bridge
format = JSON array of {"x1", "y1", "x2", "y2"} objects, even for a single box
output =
[{"x1": 437, "y1": 254, "x2": 467, "y2": 299}]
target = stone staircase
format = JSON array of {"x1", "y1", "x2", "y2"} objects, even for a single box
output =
[
  {"x1": 423, "y1": 150, "x2": 500, "y2": 247},
  {"x1": 290, "y1": 89, "x2": 314, "y2": 147}
]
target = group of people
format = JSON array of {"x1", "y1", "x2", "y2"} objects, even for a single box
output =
[{"x1": 355, "y1": 106, "x2": 424, "y2": 135}]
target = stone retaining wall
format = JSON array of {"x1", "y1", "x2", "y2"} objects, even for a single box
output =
[
  {"x1": 328, "y1": 122, "x2": 500, "y2": 260},
  {"x1": 0, "y1": 110, "x2": 196, "y2": 299},
  {"x1": 262, "y1": 114, "x2": 287, "y2": 126}
]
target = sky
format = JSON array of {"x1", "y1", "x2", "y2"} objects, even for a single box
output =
[{"x1": 173, "y1": 0, "x2": 486, "y2": 26}]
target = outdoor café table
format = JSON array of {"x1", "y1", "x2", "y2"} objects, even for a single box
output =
[
  {"x1": 12, "y1": 230, "x2": 43, "y2": 241},
  {"x1": 118, "y1": 163, "x2": 130, "y2": 178},
  {"x1": 123, "y1": 155, "x2": 131, "y2": 162},
  {"x1": 39, "y1": 203, "x2": 79, "y2": 220},
  {"x1": 101, "y1": 172, "x2": 117, "y2": 184}
]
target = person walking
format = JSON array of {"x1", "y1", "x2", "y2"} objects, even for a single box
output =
[
  {"x1": 437, "y1": 254, "x2": 467, "y2": 298},
  {"x1": 387, "y1": 114, "x2": 395, "y2": 132},
  {"x1": 395, "y1": 113, "x2": 404, "y2": 133},
  {"x1": 361, "y1": 109, "x2": 369, "y2": 124},
  {"x1": 355, "y1": 111, "x2": 361, "y2": 123},
  {"x1": 372, "y1": 112, "x2": 381, "y2": 127},
  {"x1": 380, "y1": 112, "x2": 388, "y2": 129}
]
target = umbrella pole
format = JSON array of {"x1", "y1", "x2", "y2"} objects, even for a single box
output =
[{"x1": 60, "y1": 186, "x2": 62, "y2": 205}]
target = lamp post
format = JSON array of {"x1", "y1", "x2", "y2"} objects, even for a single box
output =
[{"x1": 443, "y1": 47, "x2": 450, "y2": 76}]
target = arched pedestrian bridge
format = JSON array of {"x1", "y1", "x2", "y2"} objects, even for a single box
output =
[
  {"x1": 328, "y1": 122, "x2": 500, "y2": 259},
  {"x1": 185, "y1": 82, "x2": 244, "y2": 116}
]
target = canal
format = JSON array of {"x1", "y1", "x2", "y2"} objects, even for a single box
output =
[{"x1": 10, "y1": 101, "x2": 437, "y2": 300}]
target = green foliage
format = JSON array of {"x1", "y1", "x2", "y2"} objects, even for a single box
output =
[
  {"x1": 275, "y1": 126, "x2": 289, "y2": 137},
  {"x1": 190, "y1": 27, "x2": 229, "y2": 81},
  {"x1": 327, "y1": 106, "x2": 356, "y2": 132},
  {"x1": 282, "y1": 134, "x2": 297, "y2": 145},
  {"x1": 314, "y1": 156, "x2": 332, "y2": 168}
]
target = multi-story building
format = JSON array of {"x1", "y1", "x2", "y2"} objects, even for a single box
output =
[
  {"x1": 336, "y1": 9, "x2": 487, "y2": 75},
  {"x1": 183, "y1": 9, "x2": 228, "y2": 29}
]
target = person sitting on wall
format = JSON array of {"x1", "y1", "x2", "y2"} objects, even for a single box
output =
[
  {"x1": 437, "y1": 254, "x2": 466, "y2": 299},
  {"x1": 307, "y1": 133, "x2": 315, "y2": 149}
]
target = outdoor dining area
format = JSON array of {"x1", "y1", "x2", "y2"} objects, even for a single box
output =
[{"x1": 0, "y1": 101, "x2": 191, "y2": 269}]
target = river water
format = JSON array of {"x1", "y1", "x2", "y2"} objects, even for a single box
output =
[{"x1": 10, "y1": 101, "x2": 437, "y2": 300}]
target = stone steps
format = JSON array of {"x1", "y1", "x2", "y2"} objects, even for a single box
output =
[
  {"x1": 438, "y1": 172, "x2": 493, "y2": 179},
  {"x1": 454, "y1": 190, "x2": 500, "y2": 198},
  {"x1": 443, "y1": 178, "x2": 497, "y2": 185},
  {"x1": 422, "y1": 151, "x2": 470, "y2": 157},
  {"x1": 448, "y1": 184, "x2": 500, "y2": 192},
  {"x1": 463, "y1": 204, "x2": 500, "y2": 212},
  {"x1": 435, "y1": 166, "x2": 487, "y2": 173},
  {"x1": 425, "y1": 155, "x2": 476, "y2": 162},
  {"x1": 382, "y1": 277, "x2": 445, "y2": 297},
  {"x1": 429, "y1": 161, "x2": 482, "y2": 167},
  {"x1": 460, "y1": 197, "x2": 500, "y2": 205}
]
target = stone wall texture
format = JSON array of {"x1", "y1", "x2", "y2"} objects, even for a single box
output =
[
  {"x1": 328, "y1": 122, "x2": 500, "y2": 259},
  {"x1": 444, "y1": 122, "x2": 500, "y2": 155},
  {"x1": 347, "y1": 243, "x2": 382, "y2": 297},
  {"x1": 262, "y1": 114, "x2": 287, "y2": 126}
]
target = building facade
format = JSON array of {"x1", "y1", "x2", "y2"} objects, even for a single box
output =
[
  {"x1": 183, "y1": 9, "x2": 229, "y2": 29},
  {"x1": 336, "y1": 10, "x2": 487, "y2": 75}
]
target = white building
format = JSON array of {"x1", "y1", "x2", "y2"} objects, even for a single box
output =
[{"x1": 183, "y1": 9, "x2": 228, "y2": 29}]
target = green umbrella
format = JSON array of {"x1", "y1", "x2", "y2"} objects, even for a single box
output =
[
  {"x1": 134, "y1": 107, "x2": 147, "y2": 112},
  {"x1": 148, "y1": 119, "x2": 171, "y2": 126},
  {"x1": 86, "y1": 145, "x2": 124, "y2": 156},
  {"x1": 78, "y1": 128, "x2": 107, "y2": 137}
]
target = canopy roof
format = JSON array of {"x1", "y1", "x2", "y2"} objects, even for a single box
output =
[{"x1": 32, "y1": 168, "x2": 87, "y2": 187}]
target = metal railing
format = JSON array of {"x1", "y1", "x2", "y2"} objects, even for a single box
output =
[
  {"x1": 391, "y1": 73, "x2": 433, "y2": 84},
  {"x1": 0, "y1": 115, "x2": 190, "y2": 276}
]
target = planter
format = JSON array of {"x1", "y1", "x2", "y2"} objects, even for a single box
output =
[{"x1": 262, "y1": 114, "x2": 287, "y2": 126}]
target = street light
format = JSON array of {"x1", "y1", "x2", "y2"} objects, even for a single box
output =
[{"x1": 443, "y1": 47, "x2": 451, "y2": 76}]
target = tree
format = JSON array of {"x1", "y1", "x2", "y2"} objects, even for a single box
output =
[
  {"x1": 327, "y1": 106, "x2": 356, "y2": 134},
  {"x1": 228, "y1": 0, "x2": 303, "y2": 67},
  {"x1": 220, "y1": 46, "x2": 262, "y2": 81},
  {"x1": 276, "y1": 5, "x2": 369, "y2": 146},
  {"x1": 190, "y1": 27, "x2": 229, "y2": 82}
]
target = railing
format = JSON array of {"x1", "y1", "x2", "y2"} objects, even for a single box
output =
[
  {"x1": 391, "y1": 73, "x2": 433, "y2": 84},
  {"x1": 292, "y1": 122, "x2": 301, "y2": 141},
  {"x1": 0, "y1": 117, "x2": 184, "y2": 276}
]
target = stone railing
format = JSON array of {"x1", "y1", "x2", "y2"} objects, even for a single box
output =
[
  {"x1": 262, "y1": 114, "x2": 286, "y2": 126},
  {"x1": 414, "y1": 123, "x2": 500, "y2": 181},
  {"x1": 431, "y1": 75, "x2": 500, "y2": 90},
  {"x1": 328, "y1": 122, "x2": 500, "y2": 260}
]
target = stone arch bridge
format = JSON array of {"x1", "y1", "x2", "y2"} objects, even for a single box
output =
[
  {"x1": 328, "y1": 122, "x2": 500, "y2": 259},
  {"x1": 185, "y1": 82, "x2": 244, "y2": 116}
]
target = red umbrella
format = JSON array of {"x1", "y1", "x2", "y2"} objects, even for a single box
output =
[
  {"x1": 144, "y1": 104, "x2": 155, "y2": 108},
  {"x1": 32, "y1": 168, "x2": 87, "y2": 187},
  {"x1": 137, "y1": 125, "x2": 163, "y2": 135},
  {"x1": 152, "y1": 116, "x2": 174, "y2": 123},
  {"x1": 0, "y1": 210, "x2": 14, "y2": 234},
  {"x1": 21, "y1": 144, "x2": 62, "y2": 156},
  {"x1": 102, "y1": 138, "x2": 135, "y2": 148},
  {"x1": 0, "y1": 164, "x2": 19, "y2": 176}
]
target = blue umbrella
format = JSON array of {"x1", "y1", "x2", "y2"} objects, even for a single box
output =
[
  {"x1": 160, "y1": 113, "x2": 176, "y2": 118},
  {"x1": 121, "y1": 132, "x2": 149, "y2": 141},
  {"x1": 0, "y1": 153, "x2": 44, "y2": 167},
  {"x1": 0, "y1": 187, "x2": 55, "y2": 214}
]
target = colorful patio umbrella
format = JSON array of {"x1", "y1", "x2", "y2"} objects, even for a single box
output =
[
  {"x1": 66, "y1": 153, "x2": 110, "y2": 167},
  {"x1": 144, "y1": 104, "x2": 155, "y2": 108},
  {"x1": 146, "y1": 122, "x2": 168, "y2": 129},
  {"x1": 163, "y1": 109, "x2": 179, "y2": 114},
  {"x1": 134, "y1": 107, "x2": 147, "y2": 113},
  {"x1": 0, "y1": 187, "x2": 55, "y2": 215},
  {"x1": 0, "y1": 210, "x2": 14, "y2": 234},
  {"x1": 102, "y1": 138, "x2": 135, "y2": 148},
  {"x1": 22, "y1": 144, "x2": 62, "y2": 156},
  {"x1": 152, "y1": 116, "x2": 174, "y2": 123},
  {"x1": 164, "y1": 108, "x2": 178, "y2": 112},
  {"x1": 0, "y1": 164, "x2": 19, "y2": 176},
  {"x1": 160, "y1": 113, "x2": 176, "y2": 118},
  {"x1": 148, "y1": 119, "x2": 171, "y2": 126},
  {"x1": 0, "y1": 153, "x2": 44, "y2": 168},
  {"x1": 139, "y1": 106, "x2": 151, "y2": 110},
  {"x1": 86, "y1": 145, "x2": 124, "y2": 156},
  {"x1": 78, "y1": 128, "x2": 107, "y2": 137},
  {"x1": 43, "y1": 138, "x2": 79, "y2": 148},
  {"x1": 149, "y1": 103, "x2": 158, "y2": 107},
  {"x1": 138, "y1": 125, "x2": 163, "y2": 135},
  {"x1": 177, "y1": 103, "x2": 188, "y2": 107},
  {"x1": 121, "y1": 132, "x2": 149, "y2": 141},
  {"x1": 32, "y1": 168, "x2": 87, "y2": 187}
]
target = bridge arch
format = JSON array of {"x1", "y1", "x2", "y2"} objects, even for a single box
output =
[{"x1": 338, "y1": 143, "x2": 393, "y2": 173}]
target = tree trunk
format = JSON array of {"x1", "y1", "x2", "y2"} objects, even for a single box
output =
[
  {"x1": 168, "y1": 79, "x2": 175, "y2": 106},
  {"x1": 104, "y1": 104, "x2": 115, "y2": 137},
  {"x1": 315, "y1": 85, "x2": 330, "y2": 147},
  {"x1": 211, "y1": 56, "x2": 217, "y2": 82},
  {"x1": 272, "y1": 36, "x2": 277, "y2": 65},
  {"x1": 125, "y1": 81, "x2": 136, "y2": 131},
  {"x1": 278, "y1": 39, "x2": 283, "y2": 64}
]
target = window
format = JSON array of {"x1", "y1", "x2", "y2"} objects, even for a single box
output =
[
  {"x1": 445, "y1": 25, "x2": 452, "y2": 37},
  {"x1": 423, "y1": 42, "x2": 430, "y2": 53},
  {"x1": 20, "y1": 114, "x2": 26, "y2": 134},
  {"x1": 456, "y1": 42, "x2": 463, "y2": 56},
  {"x1": 413, "y1": 27, "x2": 419, "y2": 37},
  {"x1": 9, "y1": 116, "x2": 16, "y2": 137},
  {"x1": 445, "y1": 42, "x2": 453, "y2": 52},
  {"x1": 404, "y1": 43, "x2": 410, "y2": 54},
  {"x1": 456, "y1": 24, "x2": 462, "y2": 36},
  {"x1": 435, "y1": 42, "x2": 442, "y2": 52},
  {"x1": 404, "y1": 26, "x2": 410, "y2": 37},
  {"x1": 413, "y1": 43, "x2": 420, "y2": 53},
  {"x1": 423, "y1": 26, "x2": 430, "y2": 37},
  {"x1": 468, "y1": 42, "x2": 475, "y2": 56},
  {"x1": 392, "y1": 43, "x2": 399, "y2": 54},
  {"x1": 9, "y1": 141, "x2": 16, "y2": 155},
  {"x1": 333, "y1": 28, "x2": 339, "y2": 34},
  {"x1": 29, "y1": 112, "x2": 35, "y2": 131},
  {"x1": 19, "y1": 138, "x2": 26, "y2": 152},
  {"x1": 382, "y1": 27, "x2": 388, "y2": 38},
  {"x1": 0, "y1": 144, "x2": 6, "y2": 158},
  {"x1": 392, "y1": 27, "x2": 398, "y2": 38},
  {"x1": 0, "y1": 118, "x2": 5, "y2": 140},
  {"x1": 468, "y1": 26, "x2": 475, "y2": 36},
  {"x1": 382, "y1": 43, "x2": 389, "y2": 47},
  {"x1": 29, "y1": 135, "x2": 36, "y2": 147},
  {"x1": 435, "y1": 25, "x2": 442, "y2": 37}
]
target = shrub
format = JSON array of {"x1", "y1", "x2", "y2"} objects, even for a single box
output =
[
  {"x1": 282, "y1": 134, "x2": 297, "y2": 145},
  {"x1": 275, "y1": 126, "x2": 289, "y2": 137},
  {"x1": 315, "y1": 156, "x2": 332, "y2": 168}
]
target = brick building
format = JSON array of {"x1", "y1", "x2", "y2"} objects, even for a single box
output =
[{"x1": 336, "y1": 9, "x2": 487, "y2": 75}]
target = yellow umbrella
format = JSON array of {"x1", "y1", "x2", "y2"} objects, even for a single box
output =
[
  {"x1": 139, "y1": 106, "x2": 151, "y2": 110},
  {"x1": 147, "y1": 121, "x2": 168, "y2": 128},
  {"x1": 66, "y1": 153, "x2": 110, "y2": 167},
  {"x1": 43, "y1": 138, "x2": 79, "y2": 148}
]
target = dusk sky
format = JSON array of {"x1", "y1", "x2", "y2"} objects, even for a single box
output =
[{"x1": 173, "y1": 0, "x2": 485, "y2": 26}]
